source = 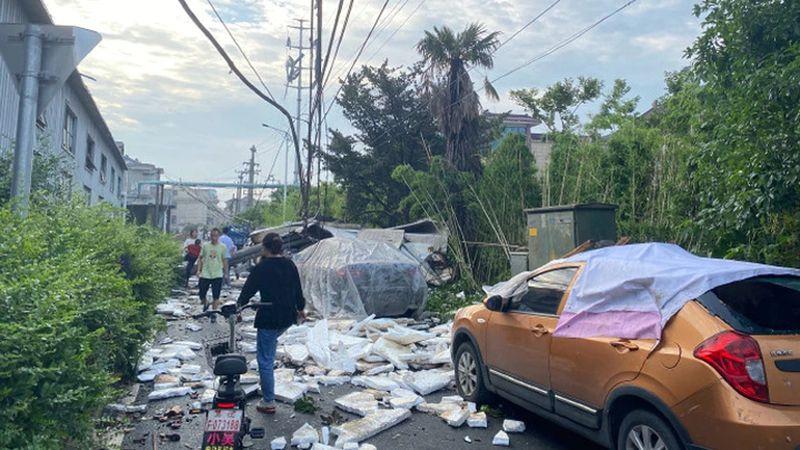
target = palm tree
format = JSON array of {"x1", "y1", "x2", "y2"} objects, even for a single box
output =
[{"x1": 417, "y1": 23, "x2": 500, "y2": 173}]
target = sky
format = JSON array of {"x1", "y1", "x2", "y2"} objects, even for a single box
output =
[{"x1": 46, "y1": 0, "x2": 702, "y2": 203}]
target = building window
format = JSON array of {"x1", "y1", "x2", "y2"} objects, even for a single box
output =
[
  {"x1": 110, "y1": 167, "x2": 116, "y2": 193},
  {"x1": 100, "y1": 154, "x2": 108, "y2": 184},
  {"x1": 83, "y1": 185, "x2": 92, "y2": 205},
  {"x1": 85, "y1": 136, "x2": 96, "y2": 171},
  {"x1": 62, "y1": 105, "x2": 77, "y2": 154},
  {"x1": 36, "y1": 114, "x2": 48, "y2": 130},
  {"x1": 117, "y1": 176, "x2": 123, "y2": 199},
  {"x1": 98, "y1": 195, "x2": 104, "y2": 203}
]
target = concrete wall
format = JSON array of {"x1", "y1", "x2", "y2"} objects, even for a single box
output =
[{"x1": 0, "y1": 0, "x2": 125, "y2": 205}]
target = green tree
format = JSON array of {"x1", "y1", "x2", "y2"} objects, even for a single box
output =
[
  {"x1": 417, "y1": 23, "x2": 500, "y2": 173},
  {"x1": 325, "y1": 63, "x2": 442, "y2": 226}
]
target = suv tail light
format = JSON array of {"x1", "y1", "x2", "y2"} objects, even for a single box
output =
[{"x1": 694, "y1": 331, "x2": 769, "y2": 403}]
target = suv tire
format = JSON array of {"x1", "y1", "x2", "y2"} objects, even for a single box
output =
[
  {"x1": 617, "y1": 409, "x2": 683, "y2": 450},
  {"x1": 454, "y1": 342, "x2": 490, "y2": 404}
]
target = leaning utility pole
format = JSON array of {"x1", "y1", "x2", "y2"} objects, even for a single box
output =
[{"x1": 234, "y1": 170, "x2": 246, "y2": 214}]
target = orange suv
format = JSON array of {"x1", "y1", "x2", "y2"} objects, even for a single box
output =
[{"x1": 452, "y1": 261, "x2": 800, "y2": 450}]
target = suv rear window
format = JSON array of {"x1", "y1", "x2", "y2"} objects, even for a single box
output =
[{"x1": 697, "y1": 276, "x2": 800, "y2": 335}]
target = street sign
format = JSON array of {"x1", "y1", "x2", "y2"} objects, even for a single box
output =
[{"x1": 0, "y1": 24, "x2": 101, "y2": 114}]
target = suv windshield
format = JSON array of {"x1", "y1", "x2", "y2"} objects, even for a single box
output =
[{"x1": 698, "y1": 276, "x2": 800, "y2": 335}]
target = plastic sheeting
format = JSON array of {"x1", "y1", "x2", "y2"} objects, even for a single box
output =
[
  {"x1": 555, "y1": 243, "x2": 798, "y2": 339},
  {"x1": 294, "y1": 237, "x2": 428, "y2": 318},
  {"x1": 484, "y1": 243, "x2": 800, "y2": 339}
]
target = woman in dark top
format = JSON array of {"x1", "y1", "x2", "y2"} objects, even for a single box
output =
[{"x1": 237, "y1": 233, "x2": 306, "y2": 414}]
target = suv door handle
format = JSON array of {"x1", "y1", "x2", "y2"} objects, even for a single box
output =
[
  {"x1": 531, "y1": 324, "x2": 549, "y2": 337},
  {"x1": 610, "y1": 340, "x2": 639, "y2": 352}
]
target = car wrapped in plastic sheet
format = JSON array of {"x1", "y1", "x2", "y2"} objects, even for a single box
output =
[{"x1": 293, "y1": 237, "x2": 428, "y2": 318}]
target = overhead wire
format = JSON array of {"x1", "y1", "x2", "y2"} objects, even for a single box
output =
[
  {"x1": 206, "y1": 0, "x2": 276, "y2": 101},
  {"x1": 354, "y1": 0, "x2": 637, "y2": 149},
  {"x1": 363, "y1": 0, "x2": 425, "y2": 65}
]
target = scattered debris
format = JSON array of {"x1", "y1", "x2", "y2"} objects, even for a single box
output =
[
  {"x1": 467, "y1": 412, "x2": 487, "y2": 428},
  {"x1": 271, "y1": 436, "x2": 287, "y2": 450},
  {"x1": 492, "y1": 430, "x2": 510, "y2": 446},
  {"x1": 502, "y1": 419, "x2": 526, "y2": 433},
  {"x1": 441, "y1": 406, "x2": 470, "y2": 427},
  {"x1": 334, "y1": 391, "x2": 379, "y2": 416},
  {"x1": 480, "y1": 404, "x2": 504, "y2": 418},
  {"x1": 333, "y1": 408, "x2": 412, "y2": 447},
  {"x1": 291, "y1": 423, "x2": 320, "y2": 449},
  {"x1": 147, "y1": 387, "x2": 192, "y2": 401},
  {"x1": 464, "y1": 435, "x2": 472, "y2": 443}
]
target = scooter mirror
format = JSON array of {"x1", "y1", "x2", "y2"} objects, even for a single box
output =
[{"x1": 220, "y1": 301, "x2": 238, "y2": 317}]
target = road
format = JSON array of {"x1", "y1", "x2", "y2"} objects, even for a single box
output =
[{"x1": 120, "y1": 284, "x2": 604, "y2": 450}]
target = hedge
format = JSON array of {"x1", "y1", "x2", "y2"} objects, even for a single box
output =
[{"x1": 0, "y1": 202, "x2": 180, "y2": 448}]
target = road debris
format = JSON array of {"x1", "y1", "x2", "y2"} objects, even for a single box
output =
[
  {"x1": 492, "y1": 430, "x2": 510, "y2": 446},
  {"x1": 271, "y1": 436, "x2": 287, "y2": 449},
  {"x1": 335, "y1": 391, "x2": 380, "y2": 416},
  {"x1": 502, "y1": 419, "x2": 526, "y2": 433},
  {"x1": 291, "y1": 423, "x2": 320, "y2": 449},
  {"x1": 467, "y1": 411, "x2": 487, "y2": 428},
  {"x1": 332, "y1": 408, "x2": 412, "y2": 447}
]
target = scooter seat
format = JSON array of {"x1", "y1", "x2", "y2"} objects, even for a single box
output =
[{"x1": 214, "y1": 354, "x2": 248, "y2": 376}]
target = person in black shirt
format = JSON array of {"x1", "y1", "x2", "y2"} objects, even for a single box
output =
[{"x1": 237, "y1": 233, "x2": 306, "y2": 414}]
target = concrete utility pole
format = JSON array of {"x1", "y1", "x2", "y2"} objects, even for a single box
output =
[
  {"x1": 246, "y1": 145, "x2": 258, "y2": 209},
  {"x1": 287, "y1": 19, "x2": 309, "y2": 187},
  {"x1": 234, "y1": 170, "x2": 246, "y2": 214},
  {"x1": 0, "y1": 25, "x2": 100, "y2": 216}
]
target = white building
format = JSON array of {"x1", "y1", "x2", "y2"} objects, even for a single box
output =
[
  {"x1": 170, "y1": 188, "x2": 224, "y2": 233},
  {"x1": 0, "y1": 0, "x2": 126, "y2": 205}
]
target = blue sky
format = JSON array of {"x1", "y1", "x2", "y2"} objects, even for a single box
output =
[{"x1": 47, "y1": 0, "x2": 701, "y2": 202}]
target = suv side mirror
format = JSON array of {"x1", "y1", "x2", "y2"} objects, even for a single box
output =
[{"x1": 484, "y1": 295, "x2": 503, "y2": 312}]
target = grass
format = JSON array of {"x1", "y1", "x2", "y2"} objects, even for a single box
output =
[{"x1": 294, "y1": 396, "x2": 318, "y2": 414}]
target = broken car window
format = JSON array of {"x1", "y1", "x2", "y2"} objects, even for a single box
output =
[{"x1": 509, "y1": 268, "x2": 577, "y2": 316}]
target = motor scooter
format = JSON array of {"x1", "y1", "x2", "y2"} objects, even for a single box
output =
[{"x1": 194, "y1": 301, "x2": 267, "y2": 450}]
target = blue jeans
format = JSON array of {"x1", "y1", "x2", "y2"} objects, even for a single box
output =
[{"x1": 256, "y1": 328, "x2": 285, "y2": 403}]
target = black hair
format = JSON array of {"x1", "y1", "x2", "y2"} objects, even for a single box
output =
[
  {"x1": 194, "y1": 239, "x2": 201, "y2": 245},
  {"x1": 211, "y1": 227, "x2": 221, "y2": 234},
  {"x1": 262, "y1": 232, "x2": 283, "y2": 255},
  {"x1": 222, "y1": 226, "x2": 231, "y2": 234}
]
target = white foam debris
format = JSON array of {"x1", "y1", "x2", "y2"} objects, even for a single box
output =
[
  {"x1": 270, "y1": 436, "x2": 287, "y2": 450},
  {"x1": 275, "y1": 382, "x2": 309, "y2": 403},
  {"x1": 241, "y1": 342, "x2": 257, "y2": 353},
  {"x1": 359, "y1": 445, "x2": 377, "y2": 450},
  {"x1": 286, "y1": 344, "x2": 310, "y2": 364},
  {"x1": 106, "y1": 403, "x2": 148, "y2": 414},
  {"x1": 441, "y1": 406, "x2": 470, "y2": 427},
  {"x1": 312, "y1": 375, "x2": 351, "y2": 386},
  {"x1": 492, "y1": 430, "x2": 510, "y2": 446},
  {"x1": 240, "y1": 372, "x2": 260, "y2": 385},
  {"x1": 372, "y1": 338, "x2": 414, "y2": 370},
  {"x1": 322, "y1": 426, "x2": 330, "y2": 445},
  {"x1": 333, "y1": 408, "x2": 411, "y2": 447},
  {"x1": 467, "y1": 412, "x2": 487, "y2": 428},
  {"x1": 334, "y1": 391, "x2": 379, "y2": 417},
  {"x1": 351, "y1": 376, "x2": 400, "y2": 392},
  {"x1": 186, "y1": 322, "x2": 203, "y2": 332},
  {"x1": 404, "y1": 369, "x2": 453, "y2": 395},
  {"x1": 382, "y1": 326, "x2": 435, "y2": 345},
  {"x1": 365, "y1": 364, "x2": 394, "y2": 376},
  {"x1": 387, "y1": 388, "x2": 423, "y2": 410},
  {"x1": 502, "y1": 419, "x2": 526, "y2": 433},
  {"x1": 172, "y1": 340, "x2": 203, "y2": 350},
  {"x1": 311, "y1": 444, "x2": 336, "y2": 450},
  {"x1": 153, "y1": 374, "x2": 181, "y2": 390},
  {"x1": 200, "y1": 389, "x2": 216, "y2": 404},
  {"x1": 342, "y1": 443, "x2": 359, "y2": 450},
  {"x1": 147, "y1": 386, "x2": 192, "y2": 401},
  {"x1": 464, "y1": 436, "x2": 472, "y2": 443},
  {"x1": 291, "y1": 423, "x2": 320, "y2": 449}
]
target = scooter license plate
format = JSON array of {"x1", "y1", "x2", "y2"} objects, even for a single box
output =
[{"x1": 204, "y1": 409, "x2": 243, "y2": 433}]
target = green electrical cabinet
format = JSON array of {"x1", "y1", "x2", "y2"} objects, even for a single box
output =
[{"x1": 524, "y1": 203, "x2": 617, "y2": 270}]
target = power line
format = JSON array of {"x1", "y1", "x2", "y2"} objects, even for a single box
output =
[
  {"x1": 355, "y1": 0, "x2": 637, "y2": 150},
  {"x1": 322, "y1": 0, "x2": 356, "y2": 89},
  {"x1": 495, "y1": 0, "x2": 561, "y2": 52},
  {"x1": 492, "y1": 0, "x2": 637, "y2": 83},
  {"x1": 363, "y1": 0, "x2": 425, "y2": 65},
  {"x1": 321, "y1": 0, "x2": 391, "y2": 121},
  {"x1": 206, "y1": 0, "x2": 276, "y2": 101}
]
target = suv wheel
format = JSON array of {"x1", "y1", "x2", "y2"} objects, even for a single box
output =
[
  {"x1": 618, "y1": 409, "x2": 683, "y2": 450},
  {"x1": 454, "y1": 342, "x2": 489, "y2": 403}
]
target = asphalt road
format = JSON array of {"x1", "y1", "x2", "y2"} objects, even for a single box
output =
[{"x1": 120, "y1": 285, "x2": 604, "y2": 450}]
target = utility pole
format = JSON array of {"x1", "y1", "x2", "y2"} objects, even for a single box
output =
[
  {"x1": 234, "y1": 170, "x2": 246, "y2": 214},
  {"x1": 287, "y1": 19, "x2": 309, "y2": 187},
  {"x1": 246, "y1": 145, "x2": 258, "y2": 209}
]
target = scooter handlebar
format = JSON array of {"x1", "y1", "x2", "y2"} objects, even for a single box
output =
[{"x1": 191, "y1": 302, "x2": 271, "y2": 319}]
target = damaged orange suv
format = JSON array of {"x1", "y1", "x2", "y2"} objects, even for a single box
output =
[{"x1": 452, "y1": 262, "x2": 800, "y2": 450}]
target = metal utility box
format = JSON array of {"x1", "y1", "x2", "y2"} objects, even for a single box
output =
[{"x1": 525, "y1": 203, "x2": 617, "y2": 270}]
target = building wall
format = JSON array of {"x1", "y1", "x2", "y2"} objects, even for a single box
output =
[
  {"x1": 171, "y1": 188, "x2": 221, "y2": 233},
  {"x1": 0, "y1": 0, "x2": 125, "y2": 206}
]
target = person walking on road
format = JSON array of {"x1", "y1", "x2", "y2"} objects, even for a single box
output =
[
  {"x1": 237, "y1": 233, "x2": 306, "y2": 414},
  {"x1": 184, "y1": 238, "x2": 202, "y2": 286},
  {"x1": 196, "y1": 228, "x2": 228, "y2": 322},
  {"x1": 220, "y1": 226, "x2": 237, "y2": 287},
  {"x1": 183, "y1": 229, "x2": 198, "y2": 254}
]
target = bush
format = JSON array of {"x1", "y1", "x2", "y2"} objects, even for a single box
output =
[{"x1": 0, "y1": 202, "x2": 180, "y2": 448}]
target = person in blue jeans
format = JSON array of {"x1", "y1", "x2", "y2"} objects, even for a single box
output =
[{"x1": 237, "y1": 233, "x2": 306, "y2": 414}]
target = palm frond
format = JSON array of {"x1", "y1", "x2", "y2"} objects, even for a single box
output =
[{"x1": 483, "y1": 77, "x2": 499, "y2": 101}]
